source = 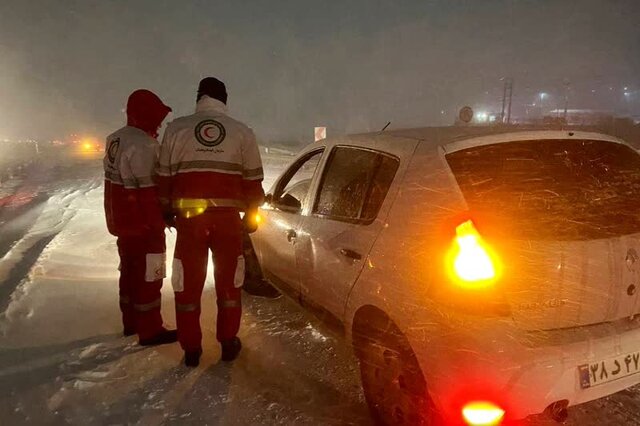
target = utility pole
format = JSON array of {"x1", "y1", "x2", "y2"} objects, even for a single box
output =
[
  {"x1": 501, "y1": 83, "x2": 507, "y2": 123},
  {"x1": 563, "y1": 79, "x2": 570, "y2": 122},
  {"x1": 501, "y1": 77, "x2": 514, "y2": 124},
  {"x1": 506, "y1": 78, "x2": 513, "y2": 124}
]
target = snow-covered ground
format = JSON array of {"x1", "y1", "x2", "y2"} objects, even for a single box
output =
[
  {"x1": 0, "y1": 149, "x2": 369, "y2": 425},
  {"x1": 0, "y1": 148, "x2": 639, "y2": 425}
]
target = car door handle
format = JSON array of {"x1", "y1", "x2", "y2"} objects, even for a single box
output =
[
  {"x1": 286, "y1": 229, "x2": 297, "y2": 243},
  {"x1": 340, "y1": 248, "x2": 362, "y2": 261}
]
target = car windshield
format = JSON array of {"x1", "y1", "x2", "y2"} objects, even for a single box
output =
[{"x1": 447, "y1": 139, "x2": 640, "y2": 240}]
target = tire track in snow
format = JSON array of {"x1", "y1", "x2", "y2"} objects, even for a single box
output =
[
  {"x1": 0, "y1": 194, "x2": 50, "y2": 260},
  {"x1": 0, "y1": 232, "x2": 60, "y2": 315},
  {"x1": 0, "y1": 182, "x2": 99, "y2": 319}
]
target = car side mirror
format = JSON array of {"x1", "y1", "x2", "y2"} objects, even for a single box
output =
[{"x1": 276, "y1": 193, "x2": 302, "y2": 213}]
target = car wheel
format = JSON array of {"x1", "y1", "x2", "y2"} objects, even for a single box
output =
[{"x1": 354, "y1": 314, "x2": 438, "y2": 425}]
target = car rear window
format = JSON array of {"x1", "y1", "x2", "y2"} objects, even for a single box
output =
[{"x1": 445, "y1": 139, "x2": 640, "y2": 240}]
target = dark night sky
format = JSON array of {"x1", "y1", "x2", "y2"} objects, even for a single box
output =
[{"x1": 0, "y1": 0, "x2": 639, "y2": 142}]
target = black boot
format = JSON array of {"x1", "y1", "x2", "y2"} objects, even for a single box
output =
[
  {"x1": 221, "y1": 337, "x2": 242, "y2": 362},
  {"x1": 184, "y1": 349, "x2": 202, "y2": 367},
  {"x1": 139, "y1": 328, "x2": 178, "y2": 346},
  {"x1": 123, "y1": 328, "x2": 136, "y2": 337}
]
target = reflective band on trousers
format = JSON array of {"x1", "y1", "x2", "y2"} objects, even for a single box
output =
[
  {"x1": 173, "y1": 198, "x2": 246, "y2": 210},
  {"x1": 176, "y1": 303, "x2": 199, "y2": 312},
  {"x1": 134, "y1": 299, "x2": 161, "y2": 312},
  {"x1": 218, "y1": 299, "x2": 241, "y2": 309}
]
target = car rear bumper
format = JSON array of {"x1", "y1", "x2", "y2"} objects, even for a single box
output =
[{"x1": 411, "y1": 315, "x2": 640, "y2": 422}]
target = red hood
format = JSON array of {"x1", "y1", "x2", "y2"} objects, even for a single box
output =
[{"x1": 126, "y1": 89, "x2": 172, "y2": 138}]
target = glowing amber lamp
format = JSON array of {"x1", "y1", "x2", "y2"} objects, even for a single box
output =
[
  {"x1": 254, "y1": 213, "x2": 262, "y2": 224},
  {"x1": 174, "y1": 199, "x2": 208, "y2": 219},
  {"x1": 80, "y1": 136, "x2": 98, "y2": 151},
  {"x1": 447, "y1": 220, "x2": 500, "y2": 288},
  {"x1": 462, "y1": 401, "x2": 505, "y2": 425}
]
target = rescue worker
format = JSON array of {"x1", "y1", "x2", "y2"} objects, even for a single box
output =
[
  {"x1": 157, "y1": 77, "x2": 264, "y2": 367},
  {"x1": 104, "y1": 89, "x2": 178, "y2": 346}
]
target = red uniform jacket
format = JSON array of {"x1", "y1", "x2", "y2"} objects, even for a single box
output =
[
  {"x1": 157, "y1": 96, "x2": 264, "y2": 215},
  {"x1": 104, "y1": 126, "x2": 165, "y2": 237}
]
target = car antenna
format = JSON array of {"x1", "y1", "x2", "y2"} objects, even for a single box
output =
[{"x1": 380, "y1": 121, "x2": 391, "y2": 132}]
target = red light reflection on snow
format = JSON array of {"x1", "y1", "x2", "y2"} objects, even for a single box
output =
[{"x1": 0, "y1": 191, "x2": 37, "y2": 208}]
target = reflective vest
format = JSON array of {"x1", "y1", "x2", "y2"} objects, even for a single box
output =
[
  {"x1": 103, "y1": 126, "x2": 165, "y2": 237},
  {"x1": 157, "y1": 96, "x2": 264, "y2": 215}
]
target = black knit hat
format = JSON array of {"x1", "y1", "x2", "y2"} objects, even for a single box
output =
[{"x1": 197, "y1": 77, "x2": 228, "y2": 104}]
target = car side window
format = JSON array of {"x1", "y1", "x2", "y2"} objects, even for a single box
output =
[
  {"x1": 272, "y1": 150, "x2": 323, "y2": 213},
  {"x1": 360, "y1": 155, "x2": 399, "y2": 221},
  {"x1": 313, "y1": 146, "x2": 399, "y2": 223}
]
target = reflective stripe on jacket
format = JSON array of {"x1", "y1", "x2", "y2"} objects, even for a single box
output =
[
  {"x1": 157, "y1": 96, "x2": 265, "y2": 214},
  {"x1": 103, "y1": 126, "x2": 165, "y2": 237}
]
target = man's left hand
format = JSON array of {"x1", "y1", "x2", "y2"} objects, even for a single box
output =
[{"x1": 243, "y1": 210, "x2": 261, "y2": 234}]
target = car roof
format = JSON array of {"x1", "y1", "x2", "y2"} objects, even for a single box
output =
[{"x1": 333, "y1": 123, "x2": 640, "y2": 153}]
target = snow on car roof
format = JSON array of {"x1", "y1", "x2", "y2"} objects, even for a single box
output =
[{"x1": 342, "y1": 124, "x2": 640, "y2": 152}]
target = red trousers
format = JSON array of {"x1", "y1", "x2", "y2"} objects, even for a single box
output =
[
  {"x1": 117, "y1": 233, "x2": 166, "y2": 340},
  {"x1": 173, "y1": 210, "x2": 243, "y2": 351}
]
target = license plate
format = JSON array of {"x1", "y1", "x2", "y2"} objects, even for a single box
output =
[{"x1": 579, "y1": 351, "x2": 640, "y2": 389}]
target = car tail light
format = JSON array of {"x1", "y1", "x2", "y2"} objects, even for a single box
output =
[
  {"x1": 446, "y1": 220, "x2": 501, "y2": 289},
  {"x1": 462, "y1": 401, "x2": 505, "y2": 425}
]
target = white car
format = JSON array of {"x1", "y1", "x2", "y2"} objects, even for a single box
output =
[{"x1": 248, "y1": 126, "x2": 640, "y2": 425}]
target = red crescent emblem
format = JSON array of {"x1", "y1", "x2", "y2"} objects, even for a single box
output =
[
  {"x1": 203, "y1": 126, "x2": 216, "y2": 139},
  {"x1": 195, "y1": 119, "x2": 226, "y2": 147}
]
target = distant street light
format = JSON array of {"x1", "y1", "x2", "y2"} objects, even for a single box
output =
[{"x1": 476, "y1": 111, "x2": 489, "y2": 122}]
